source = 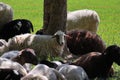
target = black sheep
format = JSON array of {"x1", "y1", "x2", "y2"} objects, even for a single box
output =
[
  {"x1": 0, "y1": 19, "x2": 34, "y2": 41},
  {"x1": 0, "y1": 69, "x2": 23, "y2": 80}
]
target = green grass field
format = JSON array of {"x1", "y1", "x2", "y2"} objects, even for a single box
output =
[{"x1": 2, "y1": 0, "x2": 120, "y2": 79}]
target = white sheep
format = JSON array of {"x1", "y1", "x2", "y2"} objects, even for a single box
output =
[
  {"x1": 67, "y1": 9, "x2": 100, "y2": 33},
  {"x1": 0, "y1": 30, "x2": 66, "y2": 60},
  {"x1": 0, "y1": 57, "x2": 27, "y2": 76},
  {"x1": 56, "y1": 64, "x2": 89, "y2": 80},
  {"x1": 21, "y1": 64, "x2": 66, "y2": 80},
  {"x1": 0, "y1": 2, "x2": 13, "y2": 30}
]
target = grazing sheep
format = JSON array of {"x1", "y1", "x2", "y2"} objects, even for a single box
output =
[
  {"x1": 67, "y1": 9, "x2": 100, "y2": 33},
  {"x1": 0, "y1": 19, "x2": 34, "y2": 41},
  {"x1": 0, "y1": 69, "x2": 23, "y2": 80},
  {"x1": 0, "y1": 2, "x2": 13, "y2": 30},
  {"x1": 56, "y1": 64, "x2": 89, "y2": 80},
  {"x1": 66, "y1": 29, "x2": 106, "y2": 56},
  {"x1": 0, "y1": 57, "x2": 27, "y2": 76},
  {"x1": 1, "y1": 48, "x2": 38, "y2": 65},
  {"x1": 36, "y1": 9, "x2": 100, "y2": 34},
  {"x1": 71, "y1": 45, "x2": 120, "y2": 79},
  {"x1": 0, "y1": 30, "x2": 66, "y2": 60},
  {"x1": 21, "y1": 64, "x2": 66, "y2": 80}
]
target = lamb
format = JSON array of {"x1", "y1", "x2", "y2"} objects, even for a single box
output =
[
  {"x1": 71, "y1": 45, "x2": 120, "y2": 79},
  {"x1": 66, "y1": 29, "x2": 106, "y2": 56},
  {"x1": 67, "y1": 9, "x2": 100, "y2": 33},
  {"x1": 0, "y1": 19, "x2": 34, "y2": 41},
  {"x1": 56, "y1": 64, "x2": 89, "y2": 80},
  {"x1": 0, "y1": 30, "x2": 66, "y2": 60},
  {"x1": 1, "y1": 48, "x2": 38, "y2": 65},
  {"x1": 21, "y1": 64, "x2": 66, "y2": 80},
  {"x1": 0, "y1": 57, "x2": 27, "y2": 76},
  {"x1": 0, "y1": 2, "x2": 13, "y2": 30}
]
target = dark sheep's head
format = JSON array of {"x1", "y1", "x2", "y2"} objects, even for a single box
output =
[
  {"x1": 19, "y1": 48, "x2": 38, "y2": 65},
  {"x1": 105, "y1": 45, "x2": 120, "y2": 65}
]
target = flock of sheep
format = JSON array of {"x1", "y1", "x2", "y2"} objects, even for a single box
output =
[{"x1": 0, "y1": 2, "x2": 120, "y2": 80}]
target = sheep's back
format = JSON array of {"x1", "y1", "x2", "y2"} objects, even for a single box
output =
[{"x1": 67, "y1": 9, "x2": 100, "y2": 32}]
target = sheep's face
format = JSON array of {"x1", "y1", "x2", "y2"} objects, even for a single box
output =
[
  {"x1": 52, "y1": 30, "x2": 66, "y2": 46},
  {"x1": 105, "y1": 45, "x2": 120, "y2": 65}
]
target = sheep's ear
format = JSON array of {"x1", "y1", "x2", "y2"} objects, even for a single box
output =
[{"x1": 52, "y1": 35, "x2": 57, "y2": 38}]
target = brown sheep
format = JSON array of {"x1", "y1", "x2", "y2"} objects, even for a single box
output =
[
  {"x1": 71, "y1": 45, "x2": 120, "y2": 79},
  {"x1": 1, "y1": 48, "x2": 38, "y2": 65},
  {"x1": 66, "y1": 29, "x2": 106, "y2": 56}
]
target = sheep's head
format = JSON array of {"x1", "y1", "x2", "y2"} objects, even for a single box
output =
[
  {"x1": 52, "y1": 30, "x2": 66, "y2": 46},
  {"x1": 105, "y1": 45, "x2": 120, "y2": 65},
  {"x1": 18, "y1": 48, "x2": 38, "y2": 65}
]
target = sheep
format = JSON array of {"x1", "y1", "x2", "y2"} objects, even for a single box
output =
[
  {"x1": 0, "y1": 2, "x2": 13, "y2": 30},
  {"x1": 0, "y1": 57, "x2": 27, "y2": 76},
  {"x1": 21, "y1": 64, "x2": 66, "y2": 80},
  {"x1": 0, "y1": 68, "x2": 23, "y2": 80},
  {"x1": 66, "y1": 29, "x2": 106, "y2": 56},
  {"x1": 56, "y1": 64, "x2": 89, "y2": 80},
  {"x1": 0, "y1": 30, "x2": 66, "y2": 61},
  {"x1": 71, "y1": 45, "x2": 120, "y2": 79},
  {"x1": 1, "y1": 48, "x2": 38, "y2": 65},
  {"x1": 67, "y1": 9, "x2": 100, "y2": 33},
  {"x1": 0, "y1": 19, "x2": 34, "y2": 41}
]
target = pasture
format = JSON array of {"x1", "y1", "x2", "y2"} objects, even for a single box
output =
[{"x1": 2, "y1": 0, "x2": 120, "y2": 79}]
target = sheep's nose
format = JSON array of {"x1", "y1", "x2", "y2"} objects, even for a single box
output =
[{"x1": 60, "y1": 42, "x2": 64, "y2": 46}]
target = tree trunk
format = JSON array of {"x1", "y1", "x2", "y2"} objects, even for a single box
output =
[{"x1": 43, "y1": 0, "x2": 67, "y2": 35}]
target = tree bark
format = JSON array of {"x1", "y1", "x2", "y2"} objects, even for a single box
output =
[{"x1": 43, "y1": 0, "x2": 67, "y2": 35}]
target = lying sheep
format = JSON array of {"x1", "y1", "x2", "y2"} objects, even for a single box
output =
[
  {"x1": 1, "y1": 48, "x2": 38, "y2": 65},
  {"x1": 0, "y1": 19, "x2": 34, "y2": 41},
  {"x1": 66, "y1": 30, "x2": 106, "y2": 56},
  {"x1": 67, "y1": 9, "x2": 100, "y2": 33},
  {"x1": 0, "y1": 2, "x2": 13, "y2": 30},
  {"x1": 0, "y1": 30, "x2": 66, "y2": 60},
  {"x1": 21, "y1": 64, "x2": 66, "y2": 80},
  {"x1": 71, "y1": 45, "x2": 120, "y2": 79},
  {"x1": 0, "y1": 57, "x2": 27, "y2": 76},
  {"x1": 0, "y1": 68, "x2": 23, "y2": 80},
  {"x1": 56, "y1": 64, "x2": 89, "y2": 80}
]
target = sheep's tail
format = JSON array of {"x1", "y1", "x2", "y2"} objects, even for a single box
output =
[{"x1": 52, "y1": 68, "x2": 67, "y2": 80}]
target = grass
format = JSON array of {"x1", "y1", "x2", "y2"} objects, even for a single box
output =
[{"x1": 2, "y1": 0, "x2": 120, "y2": 79}]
